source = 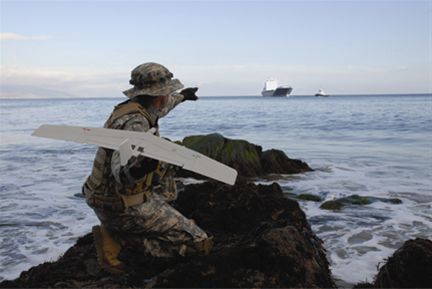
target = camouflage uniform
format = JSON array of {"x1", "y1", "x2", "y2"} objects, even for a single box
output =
[{"x1": 83, "y1": 63, "x2": 208, "y2": 258}]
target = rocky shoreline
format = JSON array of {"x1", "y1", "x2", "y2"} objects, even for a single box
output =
[
  {"x1": 0, "y1": 181, "x2": 335, "y2": 288},
  {"x1": 1, "y1": 181, "x2": 430, "y2": 288},
  {"x1": 1, "y1": 135, "x2": 431, "y2": 288}
]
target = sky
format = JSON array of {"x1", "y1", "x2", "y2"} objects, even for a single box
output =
[{"x1": 0, "y1": 0, "x2": 431, "y2": 97}]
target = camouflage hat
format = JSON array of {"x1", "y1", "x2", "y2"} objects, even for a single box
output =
[{"x1": 123, "y1": 63, "x2": 184, "y2": 98}]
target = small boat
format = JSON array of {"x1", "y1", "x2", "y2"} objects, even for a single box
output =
[
  {"x1": 261, "y1": 79, "x2": 293, "y2": 97},
  {"x1": 315, "y1": 89, "x2": 328, "y2": 97}
]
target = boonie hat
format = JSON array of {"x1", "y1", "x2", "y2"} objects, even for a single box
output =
[{"x1": 123, "y1": 62, "x2": 184, "y2": 98}]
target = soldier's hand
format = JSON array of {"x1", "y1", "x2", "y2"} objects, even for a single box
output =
[
  {"x1": 128, "y1": 155, "x2": 159, "y2": 179},
  {"x1": 180, "y1": 87, "x2": 199, "y2": 101}
]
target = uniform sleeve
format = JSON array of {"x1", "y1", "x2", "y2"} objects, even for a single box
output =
[
  {"x1": 111, "y1": 114, "x2": 155, "y2": 187},
  {"x1": 158, "y1": 92, "x2": 185, "y2": 118}
]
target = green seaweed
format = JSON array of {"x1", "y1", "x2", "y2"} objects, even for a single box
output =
[
  {"x1": 320, "y1": 200, "x2": 344, "y2": 210},
  {"x1": 339, "y1": 195, "x2": 371, "y2": 205},
  {"x1": 297, "y1": 194, "x2": 322, "y2": 202}
]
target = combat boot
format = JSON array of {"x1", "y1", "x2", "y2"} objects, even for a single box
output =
[
  {"x1": 92, "y1": 225, "x2": 126, "y2": 274},
  {"x1": 187, "y1": 235, "x2": 214, "y2": 256}
]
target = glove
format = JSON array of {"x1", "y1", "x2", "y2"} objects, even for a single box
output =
[
  {"x1": 127, "y1": 155, "x2": 159, "y2": 180},
  {"x1": 180, "y1": 87, "x2": 199, "y2": 101}
]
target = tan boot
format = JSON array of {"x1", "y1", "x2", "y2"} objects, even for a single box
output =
[
  {"x1": 193, "y1": 235, "x2": 214, "y2": 255},
  {"x1": 92, "y1": 225, "x2": 126, "y2": 274}
]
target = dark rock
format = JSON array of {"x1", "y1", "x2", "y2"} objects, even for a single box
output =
[
  {"x1": 221, "y1": 138, "x2": 263, "y2": 177},
  {"x1": 320, "y1": 200, "x2": 344, "y2": 210},
  {"x1": 353, "y1": 282, "x2": 376, "y2": 288},
  {"x1": 261, "y1": 149, "x2": 312, "y2": 175},
  {"x1": 340, "y1": 195, "x2": 371, "y2": 205},
  {"x1": 0, "y1": 182, "x2": 335, "y2": 288},
  {"x1": 182, "y1": 133, "x2": 263, "y2": 177},
  {"x1": 182, "y1": 133, "x2": 226, "y2": 160},
  {"x1": 353, "y1": 238, "x2": 432, "y2": 288},
  {"x1": 320, "y1": 194, "x2": 403, "y2": 211},
  {"x1": 180, "y1": 133, "x2": 312, "y2": 179},
  {"x1": 373, "y1": 238, "x2": 432, "y2": 288},
  {"x1": 297, "y1": 194, "x2": 322, "y2": 202}
]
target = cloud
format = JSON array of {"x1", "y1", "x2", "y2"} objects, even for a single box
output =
[{"x1": 0, "y1": 32, "x2": 50, "y2": 41}]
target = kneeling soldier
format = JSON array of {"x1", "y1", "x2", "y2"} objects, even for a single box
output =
[{"x1": 82, "y1": 63, "x2": 212, "y2": 274}]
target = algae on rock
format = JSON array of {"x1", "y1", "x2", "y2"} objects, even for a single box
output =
[{"x1": 181, "y1": 133, "x2": 312, "y2": 178}]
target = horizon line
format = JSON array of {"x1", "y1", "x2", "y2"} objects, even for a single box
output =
[{"x1": 1, "y1": 93, "x2": 431, "y2": 101}]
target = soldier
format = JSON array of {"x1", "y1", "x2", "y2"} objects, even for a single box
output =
[{"x1": 82, "y1": 62, "x2": 213, "y2": 274}]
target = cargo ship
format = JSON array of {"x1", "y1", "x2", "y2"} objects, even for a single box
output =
[{"x1": 261, "y1": 79, "x2": 293, "y2": 97}]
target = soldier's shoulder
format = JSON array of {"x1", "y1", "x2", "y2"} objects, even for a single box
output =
[{"x1": 114, "y1": 113, "x2": 151, "y2": 131}]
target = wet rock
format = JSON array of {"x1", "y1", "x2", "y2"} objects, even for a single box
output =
[
  {"x1": 297, "y1": 194, "x2": 322, "y2": 202},
  {"x1": 320, "y1": 200, "x2": 344, "y2": 210},
  {"x1": 353, "y1": 282, "x2": 375, "y2": 288},
  {"x1": 320, "y1": 194, "x2": 402, "y2": 211},
  {"x1": 182, "y1": 133, "x2": 263, "y2": 177},
  {"x1": 354, "y1": 238, "x2": 432, "y2": 288},
  {"x1": 340, "y1": 195, "x2": 371, "y2": 205},
  {"x1": 0, "y1": 181, "x2": 335, "y2": 288},
  {"x1": 182, "y1": 133, "x2": 226, "y2": 160},
  {"x1": 180, "y1": 133, "x2": 312, "y2": 178},
  {"x1": 373, "y1": 238, "x2": 432, "y2": 288},
  {"x1": 260, "y1": 149, "x2": 311, "y2": 175}
]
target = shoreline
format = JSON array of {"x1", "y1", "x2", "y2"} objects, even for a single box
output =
[{"x1": 1, "y1": 181, "x2": 430, "y2": 288}]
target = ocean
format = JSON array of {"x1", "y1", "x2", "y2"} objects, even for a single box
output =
[{"x1": 0, "y1": 94, "x2": 431, "y2": 285}]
